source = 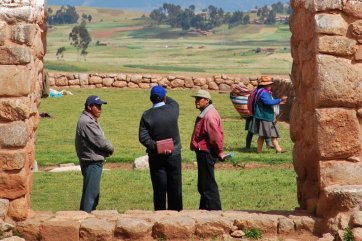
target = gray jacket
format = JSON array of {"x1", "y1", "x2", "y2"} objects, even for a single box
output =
[{"x1": 75, "y1": 110, "x2": 113, "y2": 162}]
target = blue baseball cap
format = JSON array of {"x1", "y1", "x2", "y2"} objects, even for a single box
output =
[
  {"x1": 85, "y1": 95, "x2": 107, "y2": 105},
  {"x1": 150, "y1": 86, "x2": 167, "y2": 98}
]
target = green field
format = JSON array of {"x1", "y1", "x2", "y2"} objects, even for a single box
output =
[
  {"x1": 36, "y1": 89, "x2": 293, "y2": 166},
  {"x1": 45, "y1": 6, "x2": 292, "y2": 75}
]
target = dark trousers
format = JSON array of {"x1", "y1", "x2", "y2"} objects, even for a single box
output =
[
  {"x1": 80, "y1": 161, "x2": 103, "y2": 213},
  {"x1": 196, "y1": 151, "x2": 221, "y2": 210},
  {"x1": 148, "y1": 153, "x2": 183, "y2": 211}
]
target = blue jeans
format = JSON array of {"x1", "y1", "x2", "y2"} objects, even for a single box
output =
[{"x1": 80, "y1": 161, "x2": 103, "y2": 213}]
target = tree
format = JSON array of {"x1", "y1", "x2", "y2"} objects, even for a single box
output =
[
  {"x1": 56, "y1": 46, "x2": 66, "y2": 60},
  {"x1": 48, "y1": 5, "x2": 79, "y2": 25},
  {"x1": 69, "y1": 21, "x2": 91, "y2": 61}
]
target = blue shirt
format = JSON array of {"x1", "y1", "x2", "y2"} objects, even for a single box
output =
[{"x1": 253, "y1": 90, "x2": 280, "y2": 122}]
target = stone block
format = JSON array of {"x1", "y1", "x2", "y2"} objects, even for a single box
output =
[
  {"x1": 129, "y1": 74, "x2": 142, "y2": 84},
  {"x1": 68, "y1": 79, "x2": 80, "y2": 85},
  {"x1": 356, "y1": 46, "x2": 362, "y2": 61},
  {"x1": 139, "y1": 83, "x2": 149, "y2": 89},
  {"x1": 0, "y1": 199, "x2": 9, "y2": 219},
  {"x1": 40, "y1": 219, "x2": 80, "y2": 241},
  {"x1": 55, "y1": 211, "x2": 93, "y2": 222},
  {"x1": 351, "y1": 211, "x2": 362, "y2": 227},
  {"x1": 316, "y1": 54, "x2": 361, "y2": 107},
  {"x1": 195, "y1": 216, "x2": 231, "y2": 237},
  {"x1": 116, "y1": 73, "x2": 127, "y2": 81},
  {"x1": 311, "y1": 0, "x2": 343, "y2": 11},
  {"x1": 8, "y1": 196, "x2": 28, "y2": 221},
  {"x1": 0, "y1": 168, "x2": 27, "y2": 199},
  {"x1": 152, "y1": 216, "x2": 195, "y2": 240},
  {"x1": 11, "y1": 24, "x2": 35, "y2": 45},
  {"x1": 318, "y1": 36, "x2": 356, "y2": 56},
  {"x1": 352, "y1": 20, "x2": 362, "y2": 38},
  {"x1": 208, "y1": 81, "x2": 219, "y2": 90},
  {"x1": 289, "y1": 215, "x2": 322, "y2": 234},
  {"x1": 112, "y1": 81, "x2": 127, "y2": 88},
  {"x1": 315, "y1": 108, "x2": 361, "y2": 159},
  {"x1": 102, "y1": 77, "x2": 114, "y2": 87},
  {"x1": 0, "y1": 21, "x2": 6, "y2": 45},
  {"x1": 0, "y1": 121, "x2": 29, "y2": 148},
  {"x1": 170, "y1": 79, "x2": 185, "y2": 88},
  {"x1": 317, "y1": 185, "x2": 362, "y2": 217},
  {"x1": 315, "y1": 14, "x2": 347, "y2": 36},
  {"x1": 0, "y1": 150, "x2": 27, "y2": 171},
  {"x1": 89, "y1": 75, "x2": 102, "y2": 85},
  {"x1": 320, "y1": 161, "x2": 362, "y2": 188},
  {"x1": 194, "y1": 77, "x2": 206, "y2": 86},
  {"x1": 78, "y1": 73, "x2": 88, "y2": 86},
  {"x1": 0, "y1": 97, "x2": 31, "y2": 121},
  {"x1": 233, "y1": 213, "x2": 279, "y2": 233},
  {"x1": 0, "y1": 46, "x2": 31, "y2": 64},
  {"x1": 184, "y1": 78, "x2": 194, "y2": 88},
  {"x1": 344, "y1": 0, "x2": 362, "y2": 18},
  {"x1": 0, "y1": 65, "x2": 31, "y2": 97},
  {"x1": 80, "y1": 218, "x2": 115, "y2": 241},
  {"x1": 0, "y1": 6, "x2": 33, "y2": 23},
  {"x1": 55, "y1": 76, "x2": 68, "y2": 86},
  {"x1": 278, "y1": 217, "x2": 295, "y2": 234},
  {"x1": 115, "y1": 217, "x2": 152, "y2": 239},
  {"x1": 353, "y1": 227, "x2": 362, "y2": 241}
]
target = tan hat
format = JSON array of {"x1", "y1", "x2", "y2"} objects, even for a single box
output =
[
  {"x1": 258, "y1": 75, "x2": 274, "y2": 86},
  {"x1": 192, "y1": 89, "x2": 212, "y2": 100}
]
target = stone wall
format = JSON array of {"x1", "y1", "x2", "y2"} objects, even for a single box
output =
[
  {"x1": 48, "y1": 72, "x2": 295, "y2": 122},
  {"x1": 0, "y1": 0, "x2": 47, "y2": 221},
  {"x1": 290, "y1": 0, "x2": 362, "y2": 235}
]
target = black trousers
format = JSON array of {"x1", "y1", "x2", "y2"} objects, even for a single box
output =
[
  {"x1": 80, "y1": 161, "x2": 103, "y2": 213},
  {"x1": 148, "y1": 152, "x2": 183, "y2": 211},
  {"x1": 196, "y1": 151, "x2": 221, "y2": 210}
]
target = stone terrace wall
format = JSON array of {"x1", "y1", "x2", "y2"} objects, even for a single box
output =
[
  {"x1": 0, "y1": 0, "x2": 47, "y2": 221},
  {"x1": 290, "y1": 0, "x2": 362, "y2": 235},
  {"x1": 48, "y1": 72, "x2": 295, "y2": 121}
]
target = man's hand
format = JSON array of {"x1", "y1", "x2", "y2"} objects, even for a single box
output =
[{"x1": 163, "y1": 149, "x2": 172, "y2": 155}]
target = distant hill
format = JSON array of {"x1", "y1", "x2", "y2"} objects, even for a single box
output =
[{"x1": 47, "y1": 0, "x2": 289, "y2": 12}]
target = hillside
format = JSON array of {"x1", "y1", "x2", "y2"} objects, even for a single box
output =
[
  {"x1": 47, "y1": 0, "x2": 289, "y2": 12},
  {"x1": 45, "y1": 6, "x2": 292, "y2": 75}
]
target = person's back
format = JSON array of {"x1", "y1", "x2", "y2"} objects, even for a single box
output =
[
  {"x1": 140, "y1": 97, "x2": 181, "y2": 154},
  {"x1": 138, "y1": 86, "x2": 183, "y2": 211}
]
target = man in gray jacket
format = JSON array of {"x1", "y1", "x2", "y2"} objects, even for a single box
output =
[{"x1": 75, "y1": 95, "x2": 114, "y2": 212}]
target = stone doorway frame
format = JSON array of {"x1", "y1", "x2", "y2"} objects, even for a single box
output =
[{"x1": 0, "y1": 0, "x2": 361, "y2": 237}]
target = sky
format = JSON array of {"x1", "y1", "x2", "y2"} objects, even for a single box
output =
[{"x1": 47, "y1": 0, "x2": 289, "y2": 12}]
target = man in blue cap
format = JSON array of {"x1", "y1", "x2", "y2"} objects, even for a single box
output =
[
  {"x1": 139, "y1": 86, "x2": 183, "y2": 211},
  {"x1": 75, "y1": 95, "x2": 114, "y2": 212}
]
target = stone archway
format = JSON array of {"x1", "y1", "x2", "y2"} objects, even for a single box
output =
[
  {"x1": 0, "y1": 0, "x2": 361, "y2": 237},
  {"x1": 290, "y1": 0, "x2": 362, "y2": 234}
]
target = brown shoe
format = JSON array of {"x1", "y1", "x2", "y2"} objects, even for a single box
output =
[{"x1": 276, "y1": 149, "x2": 287, "y2": 153}]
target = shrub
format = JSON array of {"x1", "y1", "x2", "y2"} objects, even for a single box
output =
[{"x1": 244, "y1": 228, "x2": 262, "y2": 240}]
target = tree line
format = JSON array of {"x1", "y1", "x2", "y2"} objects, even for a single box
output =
[
  {"x1": 149, "y1": 1, "x2": 291, "y2": 30},
  {"x1": 48, "y1": 5, "x2": 92, "y2": 25}
]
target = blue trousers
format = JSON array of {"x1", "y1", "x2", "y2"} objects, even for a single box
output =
[
  {"x1": 80, "y1": 161, "x2": 103, "y2": 213},
  {"x1": 196, "y1": 151, "x2": 221, "y2": 210},
  {"x1": 148, "y1": 153, "x2": 183, "y2": 211}
]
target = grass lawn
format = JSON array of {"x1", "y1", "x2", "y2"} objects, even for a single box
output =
[
  {"x1": 36, "y1": 88, "x2": 293, "y2": 166},
  {"x1": 32, "y1": 168, "x2": 297, "y2": 212},
  {"x1": 33, "y1": 88, "x2": 297, "y2": 212}
]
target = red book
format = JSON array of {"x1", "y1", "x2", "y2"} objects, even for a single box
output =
[{"x1": 156, "y1": 138, "x2": 174, "y2": 155}]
